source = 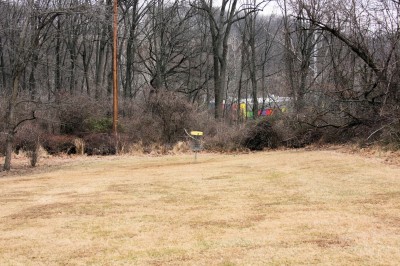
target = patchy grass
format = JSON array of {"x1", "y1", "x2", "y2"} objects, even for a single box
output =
[{"x1": 1, "y1": 150, "x2": 400, "y2": 265}]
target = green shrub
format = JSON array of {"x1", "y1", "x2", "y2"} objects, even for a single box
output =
[{"x1": 86, "y1": 117, "x2": 113, "y2": 133}]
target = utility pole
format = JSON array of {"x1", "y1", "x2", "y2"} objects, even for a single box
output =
[
  {"x1": 112, "y1": 0, "x2": 119, "y2": 155},
  {"x1": 112, "y1": 0, "x2": 118, "y2": 136}
]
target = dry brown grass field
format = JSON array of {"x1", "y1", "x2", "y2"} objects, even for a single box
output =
[{"x1": 1, "y1": 149, "x2": 400, "y2": 265}]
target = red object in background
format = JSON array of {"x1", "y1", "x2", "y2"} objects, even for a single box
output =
[{"x1": 258, "y1": 109, "x2": 274, "y2": 116}]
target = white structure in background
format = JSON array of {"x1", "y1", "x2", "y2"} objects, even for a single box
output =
[
  {"x1": 239, "y1": 95, "x2": 291, "y2": 107},
  {"x1": 210, "y1": 95, "x2": 292, "y2": 111}
]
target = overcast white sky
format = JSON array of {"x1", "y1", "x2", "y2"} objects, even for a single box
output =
[
  {"x1": 214, "y1": 0, "x2": 282, "y2": 16},
  {"x1": 256, "y1": 0, "x2": 281, "y2": 15}
]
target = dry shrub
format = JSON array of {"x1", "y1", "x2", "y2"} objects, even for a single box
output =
[
  {"x1": 115, "y1": 133, "x2": 133, "y2": 154},
  {"x1": 171, "y1": 141, "x2": 190, "y2": 154},
  {"x1": 127, "y1": 141, "x2": 146, "y2": 155},
  {"x1": 269, "y1": 111, "x2": 378, "y2": 148},
  {"x1": 73, "y1": 138, "x2": 85, "y2": 155},
  {"x1": 0, "y1": 117, "x2": 54, "y2": 166},
  {"x1": 83, "y1": 133, "x2": 116, "y2": 155},
  {"x1": 122, "y1": 112, "x2": 163, "y2": 145},
  {"x1": 268, "y1": 113, "x2": 302, "y2": 148},
  {"x1": 203, "y1": 121, "x2": 247, "y2": 152},
  {"x1": 265, "y1": 112, "x2": 326, "y2": 148},
  {"x1": 218, "y1": 111, "x2": 321, "y2": 150},
  {"x1": 242, "y1": 119, "x2": 282, "y2": 150},
  {"x1": 122, "y1": 140, "x2": 189, "y2": 156},
  {"x1": 26, "y1": 143, "x2": 49, "y2": 167},
  {"x1": 147, "y1": 143, "x2": 169, "y2": 156},
  {"x1": 37, "y1": 145, "x2": 50, "y2": 158},
  {"x1": 14, "y1": 124, "x2": 40, "y2": 152},
  {"x1": 121, "y1": 91, "x2": 205, "y2": 147},
  {"x1": 11, "y1": 150, "x2": 29, "y2": 164},
  {"x1": 27, "y1": 144, "x2": 40, "y2": 167},
  {"x1": 42, "y1": 134, "x2": 76, "y2": 154},
  {"x1": 376, "y1": 120, "x2": 400, "y2": 150},
  {"x1": 58, "y1": 95, "x2": 109, "y2": 135},
  {"x1": 11, "y1": 123, "x2": 53, "y2": 167},
  {"x1": 14, "y1": 124, "x2": 41, "y2": 166},
  {"x1": 148, "y1": 91, "x2": 200, "y2": 144}
]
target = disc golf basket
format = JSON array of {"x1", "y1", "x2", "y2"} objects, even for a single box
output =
[{"x1": 184, "y1": 129, "x2": 203, "y2": 160}]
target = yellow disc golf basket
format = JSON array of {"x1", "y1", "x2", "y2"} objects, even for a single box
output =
[{"x1": 185, "y1": 129, "x2": 203, "y2": 160}]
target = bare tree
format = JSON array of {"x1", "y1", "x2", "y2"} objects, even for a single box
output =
[
  {"x1": 121, "y1": 0, "x2": 145, "y2": 99},
  {"x1": 1, "y1": 0, "x2": 87, "y2": 171},
  {"x1": 297, "y1": 0, "x2": 400, "y2": 114},
  {"x1": 280, "y1": 0, "x2": 322, "y2": 113},
  {"x1": 192, "y1": 0, "x2": 265, "y2": 119},
  {"x1": 138, "y1": 0, "x2": 196, "y2": 94}
]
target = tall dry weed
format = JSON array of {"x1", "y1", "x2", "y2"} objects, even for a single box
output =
[{"x1": 73, "y1": 138, "x2": 85, "y2": 155}]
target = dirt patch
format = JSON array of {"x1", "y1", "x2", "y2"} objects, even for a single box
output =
[
  {"x1": 304, "y1": 237, "x2": 353, "y2": 248},
  {"x1": 6, "y1": 202, "x2": 72, "y2": 220}
]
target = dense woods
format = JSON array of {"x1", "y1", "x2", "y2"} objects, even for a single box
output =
[{"x1": 1, "y1": 0, "x2": 400, "y2": 170}]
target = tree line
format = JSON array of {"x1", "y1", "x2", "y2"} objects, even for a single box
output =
[{"x1": 1, "y1": 0, "x2": 400, "y2": 170}]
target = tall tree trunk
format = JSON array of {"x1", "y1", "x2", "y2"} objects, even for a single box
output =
[
  {"x1": 95, "y1": 0, "x2": 112, "y2": 99},
  {"x1": 212, "y1": 43, "x2": 222, "y2": 118},
  {"x1": 283, "y1": 0, "x2": 298, "y2": 111},
  {"x1": 3, "y1": 75, "x2": 19, "y2": 171},
  {"x1": 95, "y1": 33, "x2": 106, "y2": 98},
  {"x1": 0, "y1": 37, "x2": 6, "y2": 91},
  {"x1": 107, "y1": 0, "x2": 114, "y2": 97},
  {"x1": 2, "y1": 1, "x2": 31, "y2": 171},
  {"x1": 125, "y1": 1, "x2": 138, "y2": 98},
  {"x1": 201, "y1": 0, "x2": 239, "y2": 119},
  {"x1": 248, "y1": 10, "x2": 258, "y2": 118},
  {"x1": 82, "y1": 43, "x2": 92, "y2": 96},
  {"x1": 28, "y1": 52, "x2": 39, "y2": 99},
  {"x1": 68, "y1": 38, "x2": 78, "y2": 94},
  {"x1": 55, "y1": 19, "x2": 62, "y2": 94},
  {"x1": 237, "y1": 40, "x2": 246, "y2": 122}
]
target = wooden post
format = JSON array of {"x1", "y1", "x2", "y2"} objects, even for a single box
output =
[{"x1": 112, "y1": 0, "x2": 119, "y2": 154}]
